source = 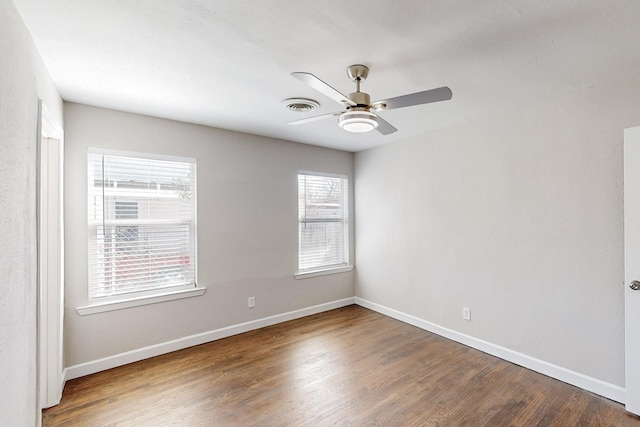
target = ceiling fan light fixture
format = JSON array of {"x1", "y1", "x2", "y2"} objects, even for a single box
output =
[{"x1": 339, "y1": 110, "x2": 379, "y2": 133}]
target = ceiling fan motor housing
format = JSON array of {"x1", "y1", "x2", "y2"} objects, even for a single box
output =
[{"x1": 349, "y1": 91, "x2": 371, "y2": 107}]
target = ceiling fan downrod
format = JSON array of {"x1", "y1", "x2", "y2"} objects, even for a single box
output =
[{"x1": 346, "y1": 64, "x2": 371, "y2": 107}]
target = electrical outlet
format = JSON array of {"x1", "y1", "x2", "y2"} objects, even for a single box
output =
[
  {"x1": 462, "y1": 307, "x2": 471, "y2": 321},
  {"x1": 248, "y1": 296, "x2": 256, "y2": 308}
]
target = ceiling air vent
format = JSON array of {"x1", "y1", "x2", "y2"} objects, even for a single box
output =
[{"x1": 282, "y1": 98, "x2": 320, "y2": 112}]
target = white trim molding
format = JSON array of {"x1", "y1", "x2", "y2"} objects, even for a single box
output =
[
  {"x1": 64, "y1": 295, "x2": 624, "y2": 404},
  {"x1": 77, "y1": 286, "x2": 207, "y2": 315},
  {"x1": 37, "y1": 101, "x2": 65, "y2": 410},
  {"x1": 354, "y1": 297, "x2": 625, "y2": 404},
  {"x1": 65, "y1": 297, "x2": 355, "y2": 380},
  {"x1": 295, "y1": 265, "x2": 353, "y2": 280}
]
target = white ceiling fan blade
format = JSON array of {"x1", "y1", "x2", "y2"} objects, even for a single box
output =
[
  {"x1": 291, "y1": 72, "x2": 356, "y2": 107},
  {"x1": 374, "y1": 86, "x2": 452, "y2": 111},
  {"x1": 288, "y1": 112, "x2": 341, "y2": 125},
  {"x1": 375, "y1": 115, "x2": 398, "y2": 135}
]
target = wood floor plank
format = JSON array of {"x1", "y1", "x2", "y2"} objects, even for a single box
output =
[{"x1": 44, "y1": 306, "x2": 640, "y2": 426}]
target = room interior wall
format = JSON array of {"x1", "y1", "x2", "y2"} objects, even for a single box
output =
[
  {"x1": 354, "y1": 73, "x2": 640, "y2": 389},
  {"x1": 0, "y1": 0, "x2": 63, "y2": 423},
  {"x1": 63, "y1": 102, "x2": 354, "y2": 367}
]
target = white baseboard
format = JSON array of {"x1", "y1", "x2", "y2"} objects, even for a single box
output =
[
  {"x1": 63, "y1": 295, "x2": 625, "y2": 404},
  {"x1": 64, "y1": 297, "x2": 355, "y2": 381},
  {"x1": 354, "y1": 297, "x2": 625, "y2": 404}
]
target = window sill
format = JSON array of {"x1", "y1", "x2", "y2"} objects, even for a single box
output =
[
  {"x1": 294, "y1": 265, "x2": 353, "y2": 280},
  {"x1": 76, "y1": 286, "x2": 207, "y2": 316}
]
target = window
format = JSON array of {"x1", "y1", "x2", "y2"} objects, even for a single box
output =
[
  {"x1": 298, "y1": 172, "x2": 349, "y2": 274},
  {"x1": 87, "y1": 149, "x2": 197, "y2": 301}
]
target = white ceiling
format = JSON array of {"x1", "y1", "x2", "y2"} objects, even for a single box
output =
[{"x1": 13, "y1": 0, "x2": 640, "y2": 152}]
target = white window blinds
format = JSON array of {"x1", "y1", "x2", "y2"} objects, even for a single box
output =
[
  {"x1": 88, "y1": 150, "x2": 197, "y2": 300},
  {"x1": 298, "y1": 173, "x2": 349, "y2": 271}
]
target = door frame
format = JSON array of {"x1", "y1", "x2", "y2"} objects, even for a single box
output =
[
  {"x1": 37, "y1": 101, "x2": 64, "y2": 412},
  {"x1": 624, "y1": 126, "x2": 640, "y2": 415}
]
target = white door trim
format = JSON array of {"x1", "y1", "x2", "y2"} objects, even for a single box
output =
[
  {"x1": 37, "y1": 102, "x2": 64, "y2": 410},
  {"x1": 624, "y1": 126, "x2": 640, "y2": 415}
]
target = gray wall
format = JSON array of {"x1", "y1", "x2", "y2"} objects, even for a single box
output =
[
  {"x1": 0, "y1": 0, "x2": 62, "y2": 423},
  {"x1": 355, "y1": 75, "x2": 640, "y2": 387},
  {"x1": 63, "y1": 103, "x2": 354, "y2": 366}
]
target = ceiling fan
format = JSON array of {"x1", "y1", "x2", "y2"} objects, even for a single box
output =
[{"x1": 288, "y1": 64, "x2": 452, "y2": 135}]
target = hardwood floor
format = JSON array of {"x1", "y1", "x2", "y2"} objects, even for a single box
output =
[{"x1": 44, "y1": 305, "x2": 640, "y2": 426}]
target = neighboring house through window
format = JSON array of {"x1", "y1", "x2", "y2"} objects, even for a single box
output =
[{"x1": 87, "y1": 149, "x2": 197, "y2": 301}]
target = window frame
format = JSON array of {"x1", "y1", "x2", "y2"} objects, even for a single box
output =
[
  {"x1": 79, "y1": 148, "x2": 204, "y2": 315},
  {"x1": 295, "y1": 171, "x2": 352, "y2": 279}
]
